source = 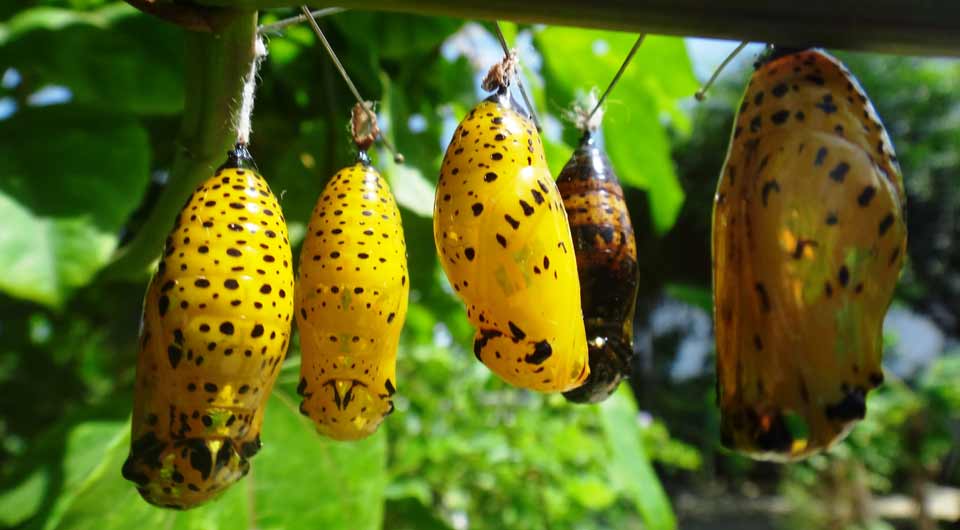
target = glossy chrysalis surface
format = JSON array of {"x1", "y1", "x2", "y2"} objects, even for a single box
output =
[
  {"x1": 123, "y1": 146, "x2": 294, "y2": 508},
  {"x1": 558, "y1": 132, "x2": 639, "y2": 403},
  {"x1": 434, "y1": 89, "x2": 589, "y2": 392},
  {"x1": 713, "y1": 48, "x2": 907, "y2": 460},
  {"x1": 295, "y1": 153, "x2": 409, "y2": 440}
]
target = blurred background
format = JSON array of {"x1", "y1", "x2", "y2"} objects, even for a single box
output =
[{"x1": 0, "y1": 2, "x2": 958, "y2": 529}]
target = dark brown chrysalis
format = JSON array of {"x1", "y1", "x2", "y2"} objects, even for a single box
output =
[{"x1": 558, "y1": 132, "x2": 640, "y2": 403}]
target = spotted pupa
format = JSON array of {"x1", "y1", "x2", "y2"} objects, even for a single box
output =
[
  {"x1": 295, "y1": 105, "x2": 409, "y2": 441},
  {"x1": 713, "y1": 47, "x2": 907, "y2": 460},
  {"x1": 558, "y1": 132, "x2": 639, "y2": 404},
  {"x1": 433, "y1": 57, "x2": 589, "y2": 393},
  {"x1": 123, "y1": 145, "x2": 295, "y2": 508}
]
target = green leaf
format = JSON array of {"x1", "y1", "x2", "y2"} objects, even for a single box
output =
[
  {"x1": 40, "y1": 420, "x2": 170, "y2": 530},
  {"x1": 0, "y1": 5, "x2": 115, "y2": 41},
  {"x1": 384, "y1": 497, "x2": 454, "y2": 530},
  {"x1": 564, "y1": 476, "x2": 617, "y2": 510},
  {"x1": 535, "y1": 28, "x2": 696, "y2": 233},
  {"x1": 628, "y1": 36, "x2": 699, "y2": 134},
  {"x1": 373, "y1": 69, "x2": 450, "y2": 218},
  {"x1": 542, "y1": 133, "x2": 574, "y2": 181},
  {"x1": 0, "y1": 4, "x2": 184, "y2": 115},
  {"x1": 263, "y1": 119, "x2": 334, "y2": 227},
  {"x1": 603, "y1": 93, "x2": 684, "y2": 232},
  {"x1": 251, "y1": 383, "x2": 387, "y2": 530},
  {"x1": 0, "y1": 106, "x2": 150, "y2": 307},
  {"x1": 380, "y1": 152, "x2": 435, "y2": 218},
  {"x1": 920, "y1": 352, "x2": 960, "y2": 410},
  {"x1": 664, "y1": 283, "x2": 713, "y2": 313},
  {"x1": 0, "y1": 467, "x2": 45, "y2": 527},
  {"x1": 493, "y1": 21, "x2": 518, "y2": 48},
  {"x1": 7, "y1": 384, "x2": 386, "y2": 530},
  {"x1": 600, "y1": 388, "x2": 677, "y2": 530},
  {"x1": 332, "y1": 12, "x2": 462, "y2": 61},
  {"x1": 0, "y1": 194, "x2": 109, "y2": 307}
]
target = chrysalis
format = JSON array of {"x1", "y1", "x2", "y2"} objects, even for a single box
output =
[
  {"x1": 295, "y1": 106, "x2": 409, "y2": 441},
  {"x1": 558, "y1": 132, "x2": 639, "y2": 403},
  {"x1": 713, "y1": 48, "x2": 907, "y2": 460},
  {"x1": 123, "y1": 146, "x2": 294, "y2": 508},
  {"x1": 433, "y1": 59, "x2": 589, "y2": 392}
]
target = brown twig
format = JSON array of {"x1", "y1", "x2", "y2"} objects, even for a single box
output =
[{"x1": 124, "y1": 0, "x2": 239, "y2": 32}]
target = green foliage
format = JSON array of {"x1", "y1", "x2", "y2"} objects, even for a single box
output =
[
  {"x1": 0, "y1": 2, "x2": 189, "y2": 306},
  {"x1": 0, "y1": 368, "x2": 387, "y2": 530},
  {"x1": 659, "y1": 47, "x2": 960, "y2": 527},
  {"x1": 384, "y1": 306, "x2": 686, "y2": 530},
  {"x1": 0, "y1": 107, "x2": 149, "y2": 307},
  {"x1": 600, "y1": 389, "x2": 677, "y2": 529},
  {"x1": 536, "y1": 29, "x2": 697, "y2": 233},
  {"x1": 839, "y1": 52, "x2": 960, "y2": 321},
  {"x1": 0, "y1": 4, "x2": 183, "y2": 114},
  {"x1": 780, "y1": 353, "x2": 960, "y2": 529},
  {"x1": 0, "y1": 4, "x2": 691, "y2": 529},
  {"x1": 1, "y1": 3, "x2": 958, "y2": 530}
]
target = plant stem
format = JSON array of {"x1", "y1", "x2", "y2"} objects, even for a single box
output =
[{"x1": 102, "y1": 12, "x2": 258, "y2": 281}]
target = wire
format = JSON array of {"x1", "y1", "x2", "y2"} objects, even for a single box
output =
[
  {"x1": 585, "y1": 34, "x2": 645, "y2": 126},
  {"x1": 299, "y1": 5, "x2": 403, "y2": 162},
  {"x1": 492, "y1": 22, "x2": 542, "y2": 132},
  {"x1": 695, "y1": 40, "x2": 749, "y2": 101},
  {"x1": 258, "y1": 7, "x2": 346, "y2": 35}
]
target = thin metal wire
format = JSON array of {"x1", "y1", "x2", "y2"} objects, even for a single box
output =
[
  {"x1": 585, "y1": 34, "x2": 646, "y2": 125},
  {"x1": 258, "y1": 7, "x2": 346, "y2": 34},
  {"x1": 695, "y1": 40, "x2": 749, "y2": 101},
  {"x1": 299, "y1": 5, "x2": 403, "y2": 162},
  {"x1": 492, "y1": 22, "x2": 542, "y2": 132}
]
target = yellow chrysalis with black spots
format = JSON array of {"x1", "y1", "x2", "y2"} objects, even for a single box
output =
[
  {"x1": 295, "y1": 153, "x2": 409, "y2": 441},
  {"x1": 434, "y1": 89, "x2": 589, "y2": 393},
  {"x1": 713, "y1": 48, "x2": 907, "y2": 461},
  {"x1": 123, "y1": 145, "x2": 294, "y2": 508}
]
